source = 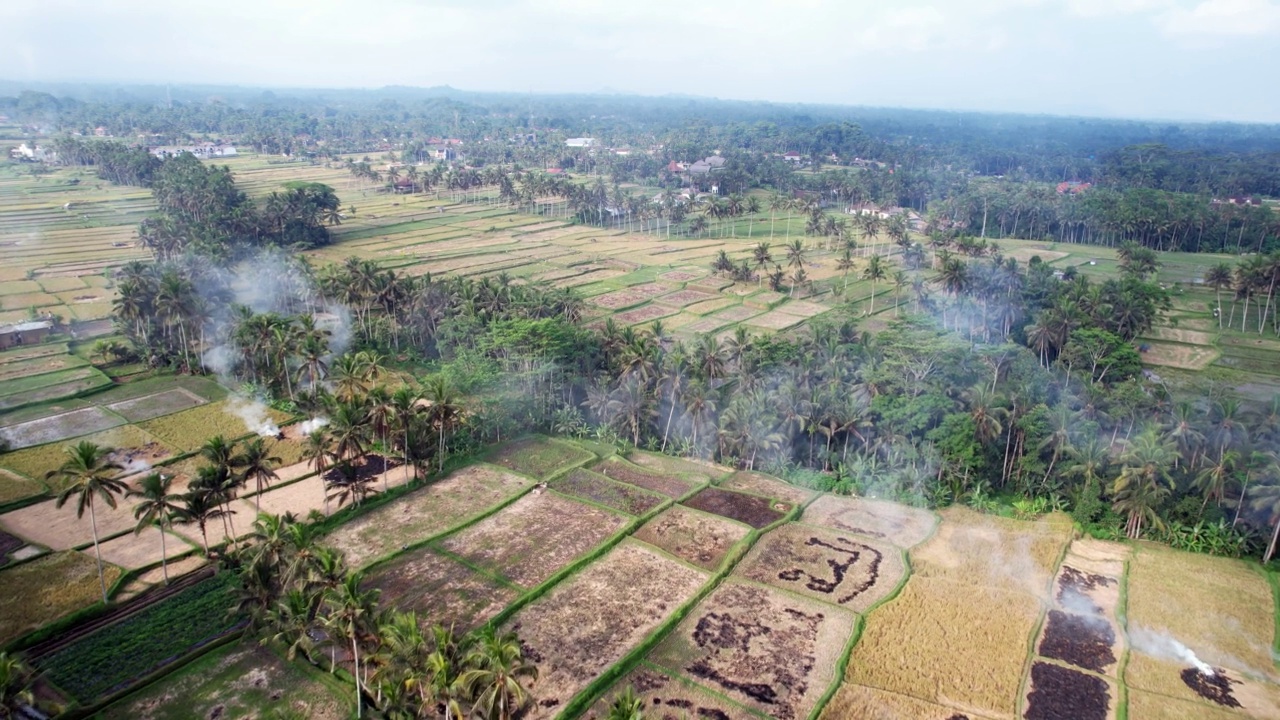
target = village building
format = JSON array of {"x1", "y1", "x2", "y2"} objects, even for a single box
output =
[
  {"x1": 150, "y1": 143, "x2": 238, "y2": 159},
  {"x1": 565, "y1": 137, "x2": 597, "y2": 148},
  {"x1": 0, "y1": 320, "x2": 52, "y2": 350}
]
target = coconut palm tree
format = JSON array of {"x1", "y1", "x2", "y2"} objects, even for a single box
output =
[
  {"x1": 127, "y1": 472, "x2": 186, "y2": 585},
  {"x1": 752, "y1": 242, "x2": 772, "y2": 286},
  {"x1": 322, "y1": 573, "x2": 380, "y2": 719},
  {"x1": 1195, "y1": 450, "x2": 1239, "y2": 512},
  {"x1": 836, "y1": 248, "x2": 855, "y2": 292},
  {"x1": 176, "y1": 487, "x2": 228, "y2": 556},
  {"x1": 235, "y1": 437, "x2": 282, "y2": 513},
  {"x1": 1205, "y1": 262, "x2": 1233, "y2": 329},
  {"x1": 606, "y1": 687, "x2": 645, "y2": 720},
  {"x1": 48, "y1": 441, "x2": 126, "y2": 602},
  {"x1": 1112, "y1": 427, "x2": 1176, "y2": 539},
  {"x1": 390, "y1": 387, "x2": 424, "y2": 480},
  {"x1": 1248, "y1": 483, "x2": 1280, "y2": 563},
  {"x1": 425, "y1": 378, "x2": 463, "y2": 473},
  {"x1": 862, "y1": 254, "x2": 887, "y2": 315},
  {"x1": 458, "y1": 627, "x2": 539, "y2": 720}
]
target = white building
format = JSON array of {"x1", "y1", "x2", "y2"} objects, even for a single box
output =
[
  {"x1": 565, "y1": 138, "x2": 597, "y2": 148},
  {"x1": 150, "y1": 143, "x2": 238, "y2": 159}
]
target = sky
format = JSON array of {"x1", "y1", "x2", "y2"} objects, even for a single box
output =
[{"x1": 2, "y1": 0, "x2": 1279, "y2": 123}]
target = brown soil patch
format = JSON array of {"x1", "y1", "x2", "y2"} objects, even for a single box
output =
[
  {"x1": 634, "y1": 505, "x2": 750, "y2": 570},
  {"x1": 684, "y1": 297, "x2": 739, "y2": 315},
  {"x1": 584, "y1": 667, "x2": 756, "y2": 720},
  {"x1": 95, "y1": 528, "x2": 194, "y2": 571},
  {"x1": 1, "y1": 480, "x2": 167, "y2": 551},
  {"x1": 614, "y1": 304, "x2": 678, "y2": 325},
  {"x1": 440, "y1": 491, "x2": 629, "y2": 588},
  {"x1": 775, "y1": 300, "x2": 829, "y2": 318},
  {"x1": 650, "y1": 579, "x2": 856, "y2": 720},
  {"x1": 509, "y1": 541, "x2": 709, "y2": 719},
  {"x1": 364, "y1": 548, "x2": 518, "y2": 633},
  {"x1": 656, "y1": 289, "x2": 718, "y2": 307},
  {"x1": 735, "y1": 523, "x2": 905, "y2": 612},
  {"x1": 324, "y1": 464, "x2": 533, "y2": 568},
  {"x1": 684, "y1": 487, "x2": 789, "y2": 529},
  {"x1": 720, "y1": 471, "x2": 816, "y2": 505},
  {"x1": 1024, "y1": 661, "x2": 1114, "y2": 720},
  {"x1": 659, "y1": 270, "x2": 705, "y2": 282},
  {"x1": 593, "y1": 283, "x2": 673, "y2": 310},
  {"x1": 488, "y1": 437, "x2": 595, "y2": 479},
  {"x1": 597, "y1": 457, "x2": 700, "y2": 497},
  {"x1": 552, "y1": 468, "x2": 667, "y2": 515},
  {"x1": 801, "y1": 495, "x2": 937, "y2": 548},
  {"x1": 1144, "y1": 326, "x2": 1217, "y2": 346}
]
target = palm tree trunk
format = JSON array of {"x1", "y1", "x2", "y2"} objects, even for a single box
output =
[
  {"x1": 1266, "y1": 517, "x2": 1280, "y2": 565},
  {"x1": 89, "y1": 500, "x2": 108, "y2": 603},
  {"x1": 160, "y1": 525, "x2": 169, "y2": 584},
  {"x1": 352, "y1": 635, "x2": 363, "y2": 719}
]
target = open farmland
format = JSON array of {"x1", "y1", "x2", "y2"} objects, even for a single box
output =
[
  {"x1": 507, "y1": 541, "x2": 709, "y2": 718},
  {"x1": 439, "y1": 490, "x2": 630, "y2": 588},
  {"x1": 734, "y1": 522, "x2": 906, "y2": 612},
  {"x1": 486, "y1": 435, "x2": 595, "y2": 479},
  {"x1": 365, "y1": 547, "x2": 520, "y2": 633},
  {"x1": 552, "y1": 468, "x2": 668, "y2": 515},
  {"x1": 583, "y1": 666, "x2": 761, "y2": 720},
  {"x1": 801, "y1": 494, "x2": 938, "y2": 547},
  {"x1": 842, "y1": 575, "x2": 1042, "y2": 718},
  {"x1": 0, "y1": 550, "x2": 123, "y2": 646},
  {"x1": 649, "y1": 578, "x2": 857, "y2": 720},
  {"x1": 98, "y1": 643, "x2": 349, "y2": 720},
  {"x1": 633, "y1": 504, "x2": 750, "y2": 570},
  {"x1": 323, "y1": 463, "x2": 534, "y2": 568}
]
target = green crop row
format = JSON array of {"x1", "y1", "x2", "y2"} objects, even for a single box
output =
[{"x1": 37, "y1": 572, "x2": 242, "y2": 702}]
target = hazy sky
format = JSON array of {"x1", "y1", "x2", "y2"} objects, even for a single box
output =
[{"x1": 3, "y1": 0, "x2": 1279, "y2": 122}]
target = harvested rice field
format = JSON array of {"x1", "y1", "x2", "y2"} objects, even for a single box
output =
[
  {"x1": 909, "y1": 506, "x2": 1072, "y2": 598},
  {"x1": 1125, "y1": 544, "x2": 1277, "y2": 682},
  {"x1": 323, "y1": 463, "x2": 534, "y2": 568},
  {"x1": 596, "y1": 456, "x2": 702, "y2": 497},
  {"x1": 486, "y1": 436, "x2": 595, "y2": 479},
  {"x1": 508, "y1": 541, "x2": 710, "y2": 719},
  {"x1": 364, "y1": 547, "x2": 519, "y2": 633},
  {"x1": 734, "y1": 522, "x2": 906, "y2": 612},
  {"x1": 0, "y1": 550, "x2": 122, "y2": 646},
  {"x1": 650, "y1": 578, "x2": 856, "y2": 720},
  {"x1": 683, "y1": 486, "x2": 790, "y2": 528},
  {"x1": 821, "y1": 683, "x2": 998, "y2": 720},
  {"x1": 136, "y1": 400, "x2": 290, "y2": 453},
  {"x1": 583, "y1": 666, "x2": 762, "y2": 720},
  {"x1": 801, "y1": 495, "x2": 937, "y2": 547},
  {"x1": 633, "y1": 504, "x2": 750, "y2": 570},
  {"x1": 439, "y1": 490, "x2": 630, "y2": 588},
  {"x1": 719, "y1": 470, "x2": 817, "y2": 505},
  {"x1": 1139, "y1": 340, "x2": 1219, "y2": 370},
  {"x1": 551, "y1": 468, "x2": 668, "y2": 515},
  {"x1": 843, "y1": 575, "x2": 1042, "y2": 718},
  {"x1": 99, "y1": 643, "x2": 349, "y2": 720}
]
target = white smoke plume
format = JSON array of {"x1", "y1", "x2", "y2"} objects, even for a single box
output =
[
  {"x1": 298, "y1": 417, "x2": 329, "y2": 435},
  {"x1": 1130, "y1": 626, "x2": 1215, "y2": 676},
  {"x1": 228, "y1": 395, "x2": 280, "y2": 437},
  {"x1": 122, "y1": 457, "x2": 153, "y2": 475}
]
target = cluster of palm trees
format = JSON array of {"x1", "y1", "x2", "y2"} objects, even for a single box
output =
[
  {"x1": 1203, "y1": 252, "x2": 1280, "y2": 335},
  {"x1": 46, "y1": 435, "x2": 282, "y2": 602},
  {"x1": 227, "y1": 512, "x2": 541, "y2": 720},
  {"x1": 112, "y1": 252, "x2": 584, "y2": 382},
  {"x1": 299, "y1": 358, "x2": 466, "y2": 510}
]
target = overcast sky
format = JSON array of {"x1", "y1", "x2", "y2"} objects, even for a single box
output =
[{"x1": 3, "y1": 0, "x2": 1278, "y2": 122}]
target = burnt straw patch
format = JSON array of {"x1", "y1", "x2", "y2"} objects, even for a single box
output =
[
  {"x1": 1056, "y1": 566, "x2": 1115, "y2": 616},
  {"x1": 684, "y1": 487, "x2": 788, "y2": 529},
  {"x1": 1181, "y1": 668, "x2": 1242, "y2": 708},
  {"x1": 0, "y1": 530, "x2": 23, "y2": 565},
  {"x1": 1037, "y1": 610, "x2": 1116, "y2": 673},
  {"x1": 774, "y1": 536, "x2": 884, "y2": 604},
  {"x1": 1024, "y1": 662, "x2": 1109, "y2": 720}
]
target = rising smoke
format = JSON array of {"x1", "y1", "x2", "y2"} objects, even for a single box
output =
[{"x1": 1129, "y1": 626, "x2": 1215, "y2": 676}]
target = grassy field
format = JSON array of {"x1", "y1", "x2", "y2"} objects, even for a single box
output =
[{"x1": 0, "y1": 550, "x2": 122, "y2": 646}]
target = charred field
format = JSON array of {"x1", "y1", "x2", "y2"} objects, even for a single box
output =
[
  {"x1": 438, "y1": 489, "x2": 629, "y2": 588},
  {"x1": 648, "y1": 579, "x2": 856, "y2": 720},
  {"x1": 734, "y1": 522, "x2": 905, "y2": 612},
  {"x1": 506, "y1": 541, "x2": 709, "y2": 719},
  {"x1": 632, "y1": 504, "x2": 750, "y2": 571},
  {"x1": 682, "y1": 486, "x2": 790, "y2": 529}
]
